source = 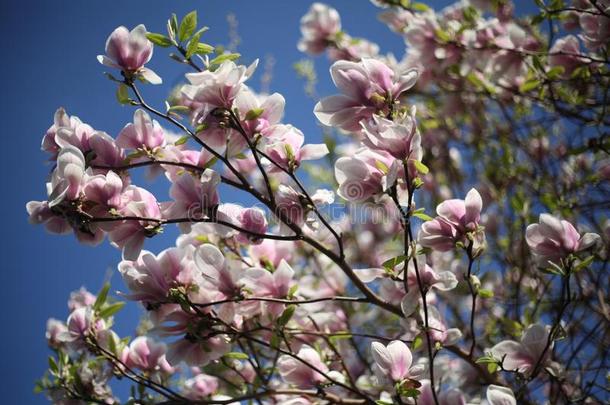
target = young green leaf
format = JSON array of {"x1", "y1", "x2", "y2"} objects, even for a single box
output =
[{"x1": 179, "y1": 11, "x2": 197, "y2": 42}]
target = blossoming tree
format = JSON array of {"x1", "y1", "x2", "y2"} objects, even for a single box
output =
[{"x1": 29, "y1": 1, "x2": 609, "y2": 404}]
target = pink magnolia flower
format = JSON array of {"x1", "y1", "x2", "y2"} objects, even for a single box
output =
[
  {"x1": 525, "y1": 213, "x2": 600, "y2": 266},
  {"x1": 68, "y1": 287, "x2": 97, "y2": 311},
  {"x1": 182, "y1": 60, "x2": 258, "y2": 123},
  {"x1": 48, "y1": 145, "x2": 87, "y2": 207},
  {"x1": 234, "y1": 89, "x2": 285, "y2": 136},
  {"x1": 116, "y1": 109, "x2": 166, "y2": 150},
  {"x1": 87, "y1": 131, "x2": 125, "y2": 168},
  {"x1": 232, "y1": 206, "x2": 268, "y2": 244},
  {"x1": 314, "y1": 58, "x2": 418, "y2": 132},
  {"x1": 118, "y1": 247, "x2": 196, "y2": 305},
  {"x1": 327, "y1": 35, "x2": 380, "y2": 62},
  {"x1": 262, "y1": 124, "x2": 329, "y2": 171},
  {"x1": 46, "y1": 318, "x2": 68, "y2": 349},
  {"x1": 194, "y1": 244, "x2": 241, "y2": 298},
  {"x1": 183, "y1": 374, "x2": 219, "y2": 400},
  {"x1": 62, "y1": 307, "x2": 105, "y2": 343},
  {"x1": 166, "y1": 335, "x2": 230, "y2": 367},
  {"x1": 579, "y1": 8, "x2": 610, "y2": 51},
  {"x1": 360, "y1": 107, "x2": 422, "y2": 161},
  {"x1": 121, "y1": 336, "x2": 172, "y2": 373},
  {"x1": 83, "y1": 171, "x2": 124, "y2": 209},
  {"x1": 42, "y1": 108, "x2": 95, "y2": 159},
  {"x1": 164, "y1": 169, "x2": 220, "y2": 220},
  {"x1": 97, "y1": 24, "x2": 161, "y2": 84},
  {"x1": 334, "y1": 148, "x2": 400, "y2": 202},
  {"x1": 548, "y1": 35, "x2": 585, "y2": 77},
  {"x1": 242, "y1": 260, "x2": 295, "y2": 316},
  {"x1": 419, "y1": 188, "x2": 485, "y2": 252},
  {"x1": 277, "y1": 346, "x2": 331, "y2": 388},
  {"x1": 419, "y1": 380, "x2": 465, "y2": 405},
  {"x1": 298, "y1": 3, "x2": 341, "y2": 55},
  {"x1": 371, "y1": 340, "x2": 424, "y2": 382},
  {"x1": 108, "y1": 186, "x2": 162, "y2": 260},
  {"x1": 486, "y1": 385, "x2": 516, "y2": 405},
  {"x1": 275, "y1": 185, "x2": 334, "y2": 227},
  {"x1": 249, "y1": 239, "x2": 294, "y2": 268},
  {"x1": 490, "y1": 323, "x2": 551, "y2": 374}
]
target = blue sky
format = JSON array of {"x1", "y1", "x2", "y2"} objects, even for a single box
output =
[{"x1": 0, "y1": 0, "x2": 422, "y2": 402}]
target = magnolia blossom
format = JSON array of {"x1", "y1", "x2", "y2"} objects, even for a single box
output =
[
  {"x1": 298, "y1": 2, "x2": 341, "y2": 55},
  {"x1": 235, "y1": 89, "x2": 285, "y2": 136},
  {"x1": 116, "y1": 109, "x2": 165, "y2": 150},
  {"x1": 68, "y1": 288, "x2": 97, "y2": 311},
  {"x1": 548, "y1": 35, "x2": 585, "y2": 77},
  {"x1": 83, "y1": 171, "x2": 124, "y2": 209},
  {"x1": 164, "y1": 169, "x2": 220, "y2": 220},
  {"x1": 118, "y1": 247, "x2": 196, "y2": 305},
  {"x1": 97, "y1": 24, "x2": 161, "y2": 84},
  {"x1": 490, "y1": 323, "x2": 551, "y2": 374},
  {"x1": 262, "y1": 124, "x2": 329, "y2": 171},
  {"x1": 194, "y1": 244, "x2": 241, "y2": 298},
  {"x1": 183, "y1": 374, "x2": 219, "y2": 400},
  {"x1": 360, "y1": 107, "x2": 422, "y2": 161},
  {"x1": 182, "y1": 60, "x2": 258, "y2": 123},
  {"x1": 525, "y1": 213, "x2": 600, "y2": 266},
  {"x1": 419, "y1": 188, "x2": 485, "y2": 252},
  {"x1": 371, "y1": 340, "x2": 424, "y2": 382},
  {"x1": 121, "y1": 336, "x2": 172, "y2": 373},
  {"x1": 108, "y1": 186, "x2": 162, "y2": 260},
  {"x1": 42, "y1": 107, "x2": 95, "y2": 158},
  {"x1": 419, "y1": 380, "x2": 465, "y2": 405},
  {"x1": 275, "y1": 185, "x2": 334, "y2": 228},
  {"x1": 242, "y1": 260, "x2": 295, "y2": 316},
  {"x1": 579, "y1": 8, "x2": 610, "y2": 50},
  {"x1": 277, "y1": 346, "x2": 332, "y2": 388},
  {"x1": 486, "y1": 385, "x2": 516, "y2": 405},
  {"x1": 335, "y1": 148, "x2": 401, "y2": 202},
  {"x1": 314, "y1": 58, "x2": 418, "y2": 132},
  {"x1": 48, "y1": 145, "x2": 87, "y2": 207}
]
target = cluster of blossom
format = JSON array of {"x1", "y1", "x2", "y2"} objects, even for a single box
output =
[
  {"x1": 27, "y1": 22, "x2": 331, "y2": 261},
  {"x1": 30, "y1": 2, "x2": 608, "y2": 405}
]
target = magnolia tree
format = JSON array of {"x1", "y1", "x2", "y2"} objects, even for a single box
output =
[{"x1": 28, "y1": 0, "x2": 609, "y2": 404}]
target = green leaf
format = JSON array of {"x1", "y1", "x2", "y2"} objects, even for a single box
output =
[
  {"x1": 412, "y1": 209, "x2": 433, "y2": 221},
  {"x1": 116, "y1": 84, "x2": 130, "y2": 105},
  {"x1": 195, "y1": 43, "x2": 214, "y2": 55},
  {"x1": 519, "y1": 78, "x2": 541, "y2": 93},
  {"x1": 168, "y1": 105, "x2": 190, "y2": 114},
  {"x1": 48, "y1": 356, "x2": 58, "y2": 374},
  {"x1": 99, "y1": 302, "x2": 125, "y2": 319},
  {"x1": 573, "y1": 255, "x2": 594, "y2": 272},
  {"x1": 382, "y1": 255, "x2": 406, "y2": 269},
  {"x1": 277, "y1": 304, "x2": 296, "y2": 326},
  {"x1": 478, "y1": 288, "x2": 494, "y2": 298},
  {"x1": 185, "y1": 33, "x2": 201, "y2": 59},
  {"x1": 146, "y1": 32, "x2": 172, "y2": 47},
  {"x1": 487, "y1": 362, "x2": 498, "y2": 373},
  {"x1": 94, "y1": 283, "x2": 111, "y2": 311},
  {"x1": 245, "y1": 108, "x2": 265, "y2": 120},
  {"x1": 412, "y1": 160, "x2": 429, "y2": 174},
  {"x1": 224, "y1": 352, "x2": 249, "y2": 360},
  {"x1": 174, "y1": 135, "x2": 190, "y2": 146},
  {"x1": 179, "y1": 11, "x2": 197, "y2": 42},
  {"x1": 210, "y1": 53, "x2": 241, "y2": 66},
  {"x1": 375, "y1": 160, "x2": 389, "y2": 174},
  {"x1": 287, "y1": 284, "x2": 298, "y2": 298},
  {"x1": 546, "y1": 65, "x2": 565, "y2": 79},
  {"x1": 412, "y1": 335, "x2": 423, "y2": 350},
  {"x1": 412, "y1": 2, "x2": 430, "y2": 11},
  {"x1": 435, "y1": 29, "x2": 451, "y2": 43}
]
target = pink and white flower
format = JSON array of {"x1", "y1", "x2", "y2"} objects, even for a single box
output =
[
  {"x1": 419, "y1": 188, "x2": 485, "y2": 252},
  {"x1": 97, "y1": 24, "x2": 161, "y2": 84},
  {"x1": 490, "y1": 323, "x2": 551, "y2": 374},
  {"x1": 525, "y1": 213, "x2": 600, "y2": 266},
  {"x1": 371, "y1": 340, "x2": 424, "y2": 382},
  {"x1": 314, "y1": 58, "x2": 418, "y2": 132}
]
